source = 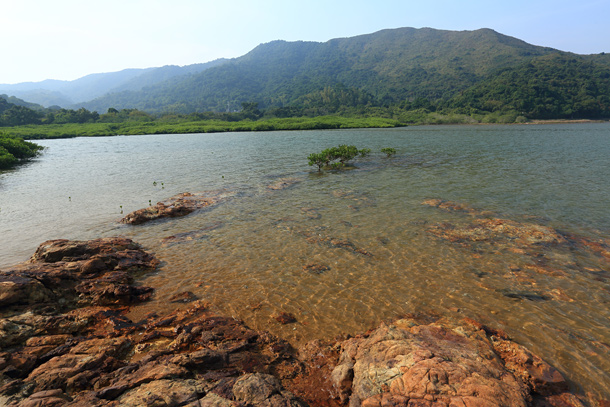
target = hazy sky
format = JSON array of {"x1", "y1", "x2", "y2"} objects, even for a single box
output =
[{"x1": 1, "y1": 0, "x2": 609, "y2": 84}]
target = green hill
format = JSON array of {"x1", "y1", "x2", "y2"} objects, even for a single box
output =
[
  {"x1": 447, "y1": 54, "x2": 610, "y2": 119},
  {"x1": 80, "y1": 27, "x2": 563, "y2": 113}
]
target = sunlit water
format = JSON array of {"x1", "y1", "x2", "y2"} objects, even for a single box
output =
[{"x1": 1, "y1": 124, "x2": 609, "y2": 399}]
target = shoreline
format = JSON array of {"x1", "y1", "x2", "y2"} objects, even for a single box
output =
[
  {"x1": 0, "y1": 237, "x2": 596, "y2": 406},
  {"x1": 3, "y1": 117, "x2": 607, "y2": 142}
]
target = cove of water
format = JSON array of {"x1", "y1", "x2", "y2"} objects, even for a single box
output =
[{"x1": 1, "y1": 124, "x2": 609, "y2": 398}]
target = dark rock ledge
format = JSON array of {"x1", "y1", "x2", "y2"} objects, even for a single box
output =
[{"x1": 0, "y1": 238, "x2": 595, "y2": 407}]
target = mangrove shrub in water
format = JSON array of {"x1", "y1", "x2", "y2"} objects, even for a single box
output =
[
  {"x1": 0, "y1": 134, "x2": 44, "y2": 169},
  {"x1": 308, "y1": 145, "x2": 372, "y2": 171},
  {"x1": 381, "y1": 147, "x2": 397, "y2": 157}
]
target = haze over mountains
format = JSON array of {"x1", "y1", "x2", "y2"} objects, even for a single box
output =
[{"x1": 2, "y1": 27, "x2": 609, "y2": 117}]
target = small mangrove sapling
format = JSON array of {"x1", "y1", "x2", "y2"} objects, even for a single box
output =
[
  {"x1": 308, "y1": 152, "x2": 328, "y2": 172},
  {"x1": 381, "y1": 147, "x2": 397, "y2": 157},
  {"x1": 359, "y1": 148, "x2": 371, "y2": 157}
]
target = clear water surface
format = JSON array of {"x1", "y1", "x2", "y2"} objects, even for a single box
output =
[{"x1": 1, "y1": 124, "x2": 609, "y2": 399}]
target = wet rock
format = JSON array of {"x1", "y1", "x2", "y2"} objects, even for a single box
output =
[
  {"x1": 161, "y1": 221, "x2": 224, "y2": 247},
  {"x1": 490, "y1": 335, "x2": 569, "y2": 396},
  {"x1": 329, "y1": 317, "x2": 583, "y2": 407},
  {"x1": 302, "y1": 263, "x2": 330, "y2": 274},
  {"x1": 121, "y1": 190, "x2": 234, "y2": 225},
  {"x1": 268, "y1": 177, "x2": 301, "y2": 191},
  {"x1": 169, "y1": 291, "x2": 199, "y2": 303},
  {"x1": 275, "y1": 312, "x2": 297, "y2": 324},
  {"x1": 0, "y1": 238, "x2": 158, "y2": 317}
]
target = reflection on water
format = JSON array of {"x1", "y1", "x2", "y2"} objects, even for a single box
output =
[{"x1": 1, "y1": 124, "x2": 609, "y2": 399}]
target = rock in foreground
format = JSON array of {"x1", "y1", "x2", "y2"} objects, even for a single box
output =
[
  {"x1": 0, "y1": 237, "x2": 158, "y2": 314},
  {"x1": 330, "y1": 316, "x2": 582, "y2": 407}
]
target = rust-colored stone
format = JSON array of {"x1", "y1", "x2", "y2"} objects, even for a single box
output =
[{"x1": 120, "y1": 190, "x2": 234, "y2": 225}]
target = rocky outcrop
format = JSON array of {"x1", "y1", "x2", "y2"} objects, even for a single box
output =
[
  {"x1": 121, "y1": 190, "x2": 235, "y2": 225},
  {"x1": 0, "y1": 237, "x2": 158, "y2": 314},
  {"x1": 329, "y1": 316, "x2": 581, "y2": 407},
  {"x1": 0, "y1": 239, "x2": 317, "y2": 406},
  {"x1": 0, "y1": 299, "x2": 309, "y2": 406}
]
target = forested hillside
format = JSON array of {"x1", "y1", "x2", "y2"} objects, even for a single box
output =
[
  {"x1": 447, "y1": 54, "x2": 610, "y2": 119},
  {"x1": 81, "y1": 27, "x2": 563, "y2": 113}
]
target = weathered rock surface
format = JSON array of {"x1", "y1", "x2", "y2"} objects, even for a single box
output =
[
  {"x1": 0, "y1": 297, "x2": 309, "y2": 406},
  {"x1": 329, "y1": 316, "x2": 582, "y2": 407},
  {"x1": 121, "y1": 190, "x2": 235, "y2": 225},
  {"x1": 0, "y1": 237, "x2": 158, "y2": 314}
]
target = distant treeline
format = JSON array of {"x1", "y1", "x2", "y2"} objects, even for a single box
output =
[{"x1": 2, "y1": 55, "x2": 610, "y2": 133}]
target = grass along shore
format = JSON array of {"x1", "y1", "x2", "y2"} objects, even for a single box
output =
[{"x1": 2, "y1": 116, "x2": 403, "y2": 140}]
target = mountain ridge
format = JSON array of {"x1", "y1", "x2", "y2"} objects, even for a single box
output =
[
  {"x1": 1, "y1": 27, "x2": 609, "y2": 120},
  {"x1": 77, "y1": 27, "x2": 568, "y2": 113}
]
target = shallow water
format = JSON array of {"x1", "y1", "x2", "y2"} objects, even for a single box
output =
[{"x1": 1, "y1": 124, "x2": 609, "y2": 398}]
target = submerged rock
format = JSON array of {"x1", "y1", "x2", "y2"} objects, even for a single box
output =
[
  {"x1": 160, "y1": 221, "x2": 224, "y2": 246},
  {"x1": 168, "y1": 291, "x2": 199, "y2": 303},
  {"x1": 427, "y1": 217, "x2": 566, "y2": 246},
  {"x1": 422, "y1": 198, "x2": 482, "y2": 215},
  {"x1": 267, "y1": 177, "x2": 302, "y2": 191},
  {"x1": 303, "y1": 263, "x2": 330, "y2": 274},
  {"x1": 121, "y1": 190, "x2": 234, "y2": 225},
  {"x1": 293, "y1": 226, "x2": 374, "y2": 257},
  {"x1": 275, "y1": 312, "x2": 297, "y2": 324}
]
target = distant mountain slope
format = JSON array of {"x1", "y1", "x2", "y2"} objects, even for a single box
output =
[
  {"x1": 0, "y1": 59, "x2": 229, "y2": 108},
  {"x1": 0, "y1": 69, "x2": 153, "y2": 107},
  {"x1": 0, "y1": 94, "x2": 45, "y2": 111},
  {"x1": 79, "y1": 27, "x2": 562, "y2": 113},
  {"x1": 448, "y1": 53, "x2": 610, "y2": 119}
]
